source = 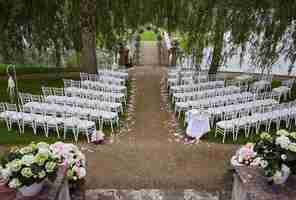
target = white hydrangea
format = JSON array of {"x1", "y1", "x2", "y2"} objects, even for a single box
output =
[
  {"x1": 288, "y1": 143, "x2": 296, "y2": 152},
  {"x1": 21, "y1": 154, "x2": 35, "y2": 166},
  {"x1": 21, "y1": 167, "x2": 33, "y2": 178},
  {"x1": 281, "y1": 164, "x2": 290, "y2": 174},
  {"x1": 250, "y1": 157, "x2": 262, "y2": 166},
  {"x1": 8, "y1": 178, "x2": 21, "y2": 188},
  {"x1": 6, "y1": 160, "x2": 22, "y2": 172},
  {"x1": 275, "y1": 135, "x2": 291, "y2": 149},
  {"x1": 0, "y1": 167, "x2": 12, "y2": 180},
  {"x1": 281, "y1": 154, "x2": 287, "y2": 160},
  {"x1": 36, "y1": 142, "x2": 50, "y2": 150},
  {"x1": 19, "y1": 146, "x2": 34, "y2": 154},
  {"x1": 38, "y1": 170, "x2": 46, "y2": 179},
  {"x1": 260, "y1": 160, "x2": 268, "y2": 168},
  {"x1": 276, "y1": 129, "x2": 290, "y2": 136},
  {"x1": 289, "y1": 132, "x2": 296, "y2": 139},
  {"x1": 272, "y1": 170, "x2": 283, "y2": 181},
  {"x1": 38, "y1": 147, "x2": 50, "y2": 155}
]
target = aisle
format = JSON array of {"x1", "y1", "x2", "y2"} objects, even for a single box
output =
[
  {"x1": 84, "y1": 42, "x2": 237, "y2": 199},
  {"x1": 139, "y1": 41, "x2": 159, "y2": 66}
]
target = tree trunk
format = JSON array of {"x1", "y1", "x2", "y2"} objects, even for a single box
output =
[
  {"x1": 209, "y1": 31, "x2": 224, "y2": 75},
  {"x1": 80, "y1": 0, "x2": 97, "y2": 73},
  {"x1": 209, "y1": 8, "x2": 225, "y2": 75},
  {"x1": 54, "y1": 40, "x2": 61, "y2": 67}
]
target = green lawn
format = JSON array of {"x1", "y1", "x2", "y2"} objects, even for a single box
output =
[
  {"x1": 0, "y1": 76, "x2": 68, "y2": 145},
  {"x1": 0, "y1": 63, "x2": 81, "y2": 76},
  {"x1": 140, "y1": 31, "x2": 157, "y2": 41},
  {"x1": 0, "y1": 74, "x2": 128, "y2": 145}
]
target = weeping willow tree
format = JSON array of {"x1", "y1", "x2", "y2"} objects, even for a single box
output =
[
  {"x1": 0, "y1": 0, "x2": 296, "y2": 74},
  {"x1": 180, "y1": 0, "x2": 296, "y2": 74},
  {"x1": 0, "y1": 0, "x2": 74, "y2": 66}
]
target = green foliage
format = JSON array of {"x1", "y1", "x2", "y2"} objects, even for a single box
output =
[
  {"x1": 254, "y1": 130, "x2": 296, "y2": 177},
  {"x1": 140, "y1": 31, "x2": 157, "y2": 41},
  {"x1": 1, "y1": 0, "x2": 296, "y2": 74}
]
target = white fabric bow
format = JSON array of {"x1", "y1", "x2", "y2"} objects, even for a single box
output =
[{"x1": 7, "y1": 76, "x2": 15, "y2": 98}]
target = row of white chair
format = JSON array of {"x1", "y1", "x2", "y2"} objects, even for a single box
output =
[
  {"x1": 97, "y1": 70, "x2": 129, "y2": 80},
  {"x1": 64, "y1": 87, "x2": 126, "y2": 104},
  {"x1": 169, "y1": 80, "x2": 225, "y2": 94},
  {"x1": 19, "y1": 92, "x2": 123, "y2": 114},
  {"x1": 23, "y1": 102, "x2": 119, "y2": 132},
  {"x1": 41, "y1": 86, "x2": 126, "y2": 104},
  {"x1": 172, "y1": 86, "x2": 240, "y2": 103},
  {"x1": 64, "y1": 79, "x2": 127, "y2": 93},
  {"x1": 186, "y1": 99, "x2": 278, "y2": 127},
  {"x1": 80, "y1": 72, "x2": 126, "y2": 85},
  {"x1": 175, "y1": 91, "x2": 281, "y2": 117},
  {"x1": 0, "y1": 103, "x2": 96, "y2": 143},
  {"x1": 215, "y1": 102, "x2": 296, "y2": 143}
]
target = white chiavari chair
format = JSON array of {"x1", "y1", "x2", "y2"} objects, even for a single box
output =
[
  {"x1": 42, "y1": 86, "x2": 52, "y2": 97},
  {"x1": 71, "y1": 80, "x2": 81, "y2": 88},
  {"x1": 4, "y1": 103, "x2": 22, "y2": 133},
  {"x1": 63, "y1": 79, "x2": 72, "y2": 88},
  {"x1": 52, "y1": 87, "x2": 64, "y2": 96},
  {"x1": 19, "y1": 92, "x2": 32, "y2": 105},
  {"x1": 80, "y1": 72, "x2": 89, "y2": 81}
]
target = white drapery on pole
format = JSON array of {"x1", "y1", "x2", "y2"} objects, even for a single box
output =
[{"x1": 6, "y1": 64, "x2": 17, "y2": 103}]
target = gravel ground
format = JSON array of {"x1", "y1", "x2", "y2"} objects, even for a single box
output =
[{"x1": 83, "y1": 43, "x2": 238, "y2": 194}]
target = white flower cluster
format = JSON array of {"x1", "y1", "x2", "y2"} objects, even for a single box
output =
[
  {"x1": 234, "y1": 143, "x2": 257, "y2": 166},
  {"x1": 275, "y1": 135, "x2": 291, "y2": 149},
  {"x1": 255, "y1": 130, "x2": 296, "y2": 183},
  {"x1": 272, "y1": 164, "x2": 291, "y2": 184},
  {"x1": 0, "y1": 141, "x2": 86, "y2": 189}
]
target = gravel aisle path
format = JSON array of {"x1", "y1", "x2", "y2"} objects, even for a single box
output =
[{"x1": 84, "y1": 42, "x2": 237, "y2": 196}]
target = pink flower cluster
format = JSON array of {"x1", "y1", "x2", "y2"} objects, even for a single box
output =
[{"x1": 234, "y1": 143, "x2": 257, "y2": 166}]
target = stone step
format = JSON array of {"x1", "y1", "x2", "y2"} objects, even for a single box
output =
[{"x1": 85, "y1": 189, "x2": 219, "y2": 200}]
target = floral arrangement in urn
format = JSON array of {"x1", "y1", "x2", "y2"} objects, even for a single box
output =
[
  {"x1": 0, "y1": 141, "x2": 86, "y2": 196},
  {"x1": 50, "y1": 142, "x2": 86, "y2": 181},
  {"x1": 231, "y1": 143, "x2": 258, "y2": 166},
  {"x1": 231, "y1": 130, "x2": 296, "y2": 184},
  {"x1": 254, "y1": 130, "x2": 296, "y2": 184},
  {"x1": 0, "y1": 142, "x2": 59, "y2": 189}
]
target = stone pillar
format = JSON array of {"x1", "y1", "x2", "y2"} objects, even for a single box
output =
[
  {"x1": 119, "y1": 47, "x2": 129, "y2": 67},
  {"x1": 170, "y1": 47, "x2": 177, "y2": 67}
]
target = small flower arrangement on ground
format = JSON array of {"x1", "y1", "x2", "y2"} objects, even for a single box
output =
[
  {"x1": 231, "y1": 143, "x2": 257, "y2": 166},
  {"x1": 0, "y1": 141, "x2": 86, "y2": 189},
  {"x1": 254, "y1": 130, "x2": 296, "y2": 184}
]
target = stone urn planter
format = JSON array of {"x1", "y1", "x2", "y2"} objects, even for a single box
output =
[
  {"x1": 18, "y1": 180, "x2": 45, "y2": 197},
  {"x1": 268, "y1": 164, "x2": 291, "y2": 185}
]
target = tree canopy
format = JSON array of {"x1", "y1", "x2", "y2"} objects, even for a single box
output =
[{"x1": 0, "y1": 0, "x2": 295, "y2": 73}]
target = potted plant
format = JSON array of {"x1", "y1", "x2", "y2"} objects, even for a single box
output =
[
  {"x1": 254, "y1": 130, "x2": 296, "y2": 184},
  {"x1": 231, "y1": 143, "x2": 258, "y2": 167},
  {"x1": 0, "y1": 142, "x2": 59, "y2": 196},
  {"x1": 50, "y1": 142, "x2": 87, "y2": 182},
  {"x1": 0, "y1": 142, "x2": 87, "y2": 197}
]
